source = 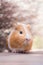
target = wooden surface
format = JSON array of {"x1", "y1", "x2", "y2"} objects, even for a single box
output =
[{"x1": 0, "y1": 51, "x2": 43, "y2": 65}]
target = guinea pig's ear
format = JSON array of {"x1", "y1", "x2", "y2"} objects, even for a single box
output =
[
  {"x1": 12, "y1": 23, "x2": 17, "y2": 29},
  {"x1": 27, "y1": 24, "x2": 31, "y2": 30}
]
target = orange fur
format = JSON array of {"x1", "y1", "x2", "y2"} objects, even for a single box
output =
[{"x1": 7, "y1": 23, "x2": 33, "y2": 52}]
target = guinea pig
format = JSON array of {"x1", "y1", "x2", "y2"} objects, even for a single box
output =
[{"x1": 7, "y1": 23, "x2": 33, "y2": 53}]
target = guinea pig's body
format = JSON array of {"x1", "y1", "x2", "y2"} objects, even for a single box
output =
[{"x1": 7, "y1": 23, "x2": 33, "y2": 53}]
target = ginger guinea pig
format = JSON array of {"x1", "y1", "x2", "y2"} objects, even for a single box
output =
[{"x1": 7, "y1": 23, "x2": 33, "y2": 53}]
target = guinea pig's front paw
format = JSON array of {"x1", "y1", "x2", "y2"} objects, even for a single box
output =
[
  {"x1": 17, "y1": 50, "x2": 29, "y2": 54},
  {"x1": 12, "y1": 49, "x2": 16, "y2": 53},
  {"x1": 9, "y1": 48, "x2": 17, "y2": 53},
  {"x1": 7, "y1": 47, "x2": 17, "y2": 53}
]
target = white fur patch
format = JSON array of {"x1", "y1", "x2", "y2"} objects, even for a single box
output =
[{"x1": 22, "y1": 23, "x2": 31, "y2": 40}]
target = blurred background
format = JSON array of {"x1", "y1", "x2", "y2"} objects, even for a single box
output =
[{"x1": 0, "y1": 0, "x2": 43, "y2": 50}]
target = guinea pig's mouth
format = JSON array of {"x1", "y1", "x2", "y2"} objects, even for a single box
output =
[{"x1": 23, "y1": 39, "x2": 30, "y2": 45}]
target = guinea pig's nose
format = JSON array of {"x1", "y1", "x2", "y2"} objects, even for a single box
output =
[{"x1": 26, "y1": 39, "x2": 30, "y2": 41}]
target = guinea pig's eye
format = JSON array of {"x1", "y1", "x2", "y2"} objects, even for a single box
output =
[{"x1": 20, "y1": 31, "x2": 23, "y2": 34}]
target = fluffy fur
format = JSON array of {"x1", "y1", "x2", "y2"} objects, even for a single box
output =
[{"x1": 7, "y1": 23, "x2": 33, "y2": 53}]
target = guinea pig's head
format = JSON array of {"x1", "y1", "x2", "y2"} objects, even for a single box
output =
[{"x1": 8, "y1": 23, "x2": 33, "y2": 52}]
